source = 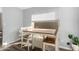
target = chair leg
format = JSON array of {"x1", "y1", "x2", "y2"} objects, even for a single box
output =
[
  {"x1": 27, "y1": 40, "x2": 30, "y2": 51},
  {"x1": 32, "y1": 33, "x2": 34, "y2": 50},
  {"x1": 43, "y1": 43, "x2": 45, "y2": 51},
  {"x1": 55, "y1": 45, "x2": 59, "y2": 51},
  {"x1": 28, "y1": 45, "x2": 29, "y2": 51},
  {"x1": 32, "y1": 45, "x2": 34, "y2": 49},
  {"x1": 55, "y1": 38, "x2": 59, "y2": 51},
  {"x1": 21, "y1": 31, "x2": 23, "y2": 48}
]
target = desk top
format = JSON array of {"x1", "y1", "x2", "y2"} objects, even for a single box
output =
[{"x1": 23, "y1": 28, "x2": 56, "y2": 35}]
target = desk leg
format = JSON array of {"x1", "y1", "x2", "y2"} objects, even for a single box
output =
[
  {"x1": 42, "y1": 35, "x2": 46, "y2": 51},
  {"x1": 43, "y1": 43, "x2": 45, "y2": 51},
  {"x1": 27, "y1": 40, "x2": 29, "y2": 51},
  {"x1": 55, "y1": 34, "x2": 59, "y2": 51},
  {"x1": 32, "y1": 33, "x2": 34, "y2": 49},
  {"x1": 21, "y1": 31, "x2": 23, "y2": 48},
  {"x1": 26, "y1": 37, "x2": 29, "y2": 51}
]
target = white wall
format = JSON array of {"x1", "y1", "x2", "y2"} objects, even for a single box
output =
[
  {"x1": 2, "y1": 7, "x2": 23, "y2": 44},
  {"x1": 59, "y1": 7, "x2": 79, "y2": 48},
  {"x1": 0, "y1": 8, "x2": 2, "y2": 13},
  {"x1": 23, "y1": 10, "x2": 32, "y2": 27}
]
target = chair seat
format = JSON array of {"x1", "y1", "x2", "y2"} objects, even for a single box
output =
[
  {"x1": 43, "y1": 36, "x2": 55, "y2": 44},
  {"x1": 23, "y1": 43, "x2": 32, "y2": 47},
  {"x1": 19, "y1": 33, "x2": 31, "y2": 38}
]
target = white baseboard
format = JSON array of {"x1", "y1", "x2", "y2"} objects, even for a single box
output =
[{"x1": 59, "y1": 46, "x2": 72, "y2": 51}]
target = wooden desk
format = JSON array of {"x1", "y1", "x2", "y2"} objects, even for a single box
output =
[
  {"x1": 23, "y1": 28, "x2": 56, "y2": 35},
  {"x1": 21, "y1": 28, "x2": 58, "y2": 51}
]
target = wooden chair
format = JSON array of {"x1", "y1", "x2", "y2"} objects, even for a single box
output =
[
  {"x1": 43, "y1": 20, "x2": 59, "y2": 51},
  {"x1": 19, "y1": 27, "x2": 32, "y2": 51},
  {"x1": 21, "y1": 27, "x2": 32, "y2": 51}
]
